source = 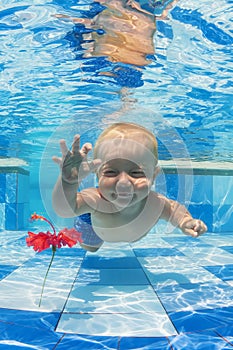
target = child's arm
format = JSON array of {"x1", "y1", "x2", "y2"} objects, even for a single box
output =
[
  {"x1": 159, "y1": 195, "x2": 207, "y2": 237},
  {"x1": 52, "y1": 135, "x2": 101, "y2": 217}
]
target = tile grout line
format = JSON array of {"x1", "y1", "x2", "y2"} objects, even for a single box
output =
[
  {"x1": 54, "y1": 251, "x2": 88, "y2": 332},
  {"x1": 131, "y1": 244, "x2": 180, "y2": 336}
]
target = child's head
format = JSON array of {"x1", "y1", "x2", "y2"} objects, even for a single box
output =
[
  {"x1": 93, "y1": 123, "x2": 159, "y2": 209},
  {"x1": 94, "y1": 122, "x2": 158, "y2": 165}
]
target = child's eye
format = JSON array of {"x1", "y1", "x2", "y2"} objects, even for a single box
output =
[
  {"x1": 130, "y1": 170, "x2": 146, "y2": 178},
  {"x1": 102, "y1": 169, "x2": 118, "y2": 177}
]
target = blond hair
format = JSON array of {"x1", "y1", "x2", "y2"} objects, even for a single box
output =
[{"x1": 94, "y1": 122, "x2": 158, "y2": 164}]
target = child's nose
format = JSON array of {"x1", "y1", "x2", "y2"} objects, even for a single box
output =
[{"x1": 116, "y1": 172, "x2": 133, "y2": 188}]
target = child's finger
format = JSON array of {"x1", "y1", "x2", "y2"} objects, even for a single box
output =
[
  {"x1": 90, "y1": 159, "x2": 102, "y2": 172},
  {"x1": 80, "y1": 142, "x2": 92, "y2": 156},
  {"x1": 72, "y1": 135, "x2": 81, "y2": 153},
  {"x1": 52, "y1": 156, "x2": 62, "y2": 165},
  {"x1": 193, "y1": 220, "x2": 207, "y2": 234},
  {"x1": 185, "y1": 226, "x2": 206, "y2": 238},
  {"x1": 185, "y1": 229, "x2": 200, "y2": 238},
  {"x1": 59, "y1": 139, "x2": 69, "y2": 157}
]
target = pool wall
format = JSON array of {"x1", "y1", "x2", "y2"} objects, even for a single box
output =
[
  {"x1": 158, "y1": 161, "x2": 233, "y2": 233},
  {"x1": 0, "y1": 166, "x2": 29, "y2": 230},
  {"x1": 1, "y1": 161, "x2": 233, "y2": 233},
  {"x1": 158, "y1": 174, "x2": 233, "y2": 233}
]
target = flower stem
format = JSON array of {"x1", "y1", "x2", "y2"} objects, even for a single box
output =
[
  {"x1": 38, "y1": 246, "x2": 56, "y2": 307},
  {"x1": 41, "y1": 217, "x2": 56, "y2": 235}
]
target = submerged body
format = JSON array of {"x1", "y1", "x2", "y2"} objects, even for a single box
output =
[
  {"x1": 52, "y1": 123, "x2": 207, "y2": 251},
  {"x1": 55, "y1": 0, "x2": 157, "y2": 67},
  {"x1": 87, "y1": 0, "x2": 156, "y2": 66}
]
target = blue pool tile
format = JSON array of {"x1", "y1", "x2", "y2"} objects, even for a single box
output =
[
  {"x1": 157, "y1": 173, "x2": 179, "y2": 200},
  {"x1": 133, "y1": 248, "x2": 184, "y2": 257},
  {"x1": 215, "y1": 324, "x2": 233, "y2": 338},
  {"x1": 87, "y1": 246, "x2": 135, "y2": 258},
  {"x1": 17, "y1": 203, "x2": 29, "y2": 229},
  {"x1": 5, "y1": 173, "x2": 17, "y2": 203},
  {"x1": 0, "y1": 265, "x2": 18, "y2": 280},
  {"x1": 57, "y1": 311, "x2": 177, "y2": 337},
  {"x1": 0, "y1": 323, "x2": 62, "y2": 348},
  {"x1": 169, "y1": 306, "x2": 233, "y2": 334},
  {"x1": 217, "y1": 231, "x2": 233, "y2": 236},
  {"x1": 5, "y1": 203, "x2": 17, "y2": 230},
  {"x1": 55, "y1": 247, "x2": 86, "y2": 257},
  {"x1": 162, "y1": 236, "x2": 212, "y2": 248},
  {"x1": 191, "y1": 175, "x2": 213, "y2": 204},
  {"x1": 213, "y1": 176, "x2": 233, "y2": 206},
  {"x1": 65, "y1": 284, "x2": 163, "y2": 314},
  {"x1": 155, "y1": 282, "x2": 233, "y2": 312},
  {"x1": 138, "y1": 255, "x2": 192, "y2": 271},
  {"x1": 5, "y1": 203, "x2": 27, "y2": 230},
  {"x1": 23, "y1": 254, "x2": 84, "y2": 269},
  {"x1": 0, "y1": 174, "x2": 6, "y2": 203},
  {"x1": 169, "y1": 330, "x2": 233, "y2": 350},
  {"x1": 76, "y1": 268, "x2": 149, "y2": 285},
  {"x1": 0, "y1": 308, "x2": 60, "y2": 330},
  {"x1": 189, "y1": 203, "x2": 213, "y2": 232},
  {"x1": 147, "y1": 271, "x2": 192, "y2": 286},
  {"x1": 220, "y1": 246, "x2": 233, "y2": 254},
  {"x1": 0, "y1": 322, "x2": 11, "y2": 334},
  {"x1": 168, "y1": 309, "x2": 225, "y2": 333},
  {"x1": 119, "y1": 336, "x2": 171, "y2": 349},
  {"x1": 143, "y1": 264, "x2": 220, "y2": 286},
  {"x1": 36, "y1": 247, "x2": 86, "y2": 258},
  {"x1": 199, "y1": 306, "x2": 233, "y2": 328},
  {"x1": 176, "y1": 246, "x2": 233, "y2": 266},
  {"x1": 204, "y1": 264, "x2": 233, "y2": 281},
  {"x1": 0, "y1": 204, "x2": 5, "y2": 229},
  {"x1": 17, "y1": 173, "x2": 30, "y2": 203},
  {"x1": 57, "y1": 334, "x2": 119, "y2": 350},
  {"x1": 81, "y1": 256, "x2": 141, "y2": 269},
  {"x1": 213, "y1": 204, "x2": 233, "y2": 233}
]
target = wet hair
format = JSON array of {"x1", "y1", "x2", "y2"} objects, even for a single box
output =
[{"x1": 94, "y1": 122, "x2": 158, "y2": 164}]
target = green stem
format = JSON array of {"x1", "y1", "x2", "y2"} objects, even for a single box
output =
[{"x1": 38, "y1": 246, "x2": 56, "y2": 307}]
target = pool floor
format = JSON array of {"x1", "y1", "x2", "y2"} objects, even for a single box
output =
[{"x1": 0, "y1": 227, "x2": 233, "y2": 349}]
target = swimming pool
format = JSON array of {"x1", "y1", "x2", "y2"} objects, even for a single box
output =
[{"x1": 0, "y1": 0, "x2": 233, "y2": 348}]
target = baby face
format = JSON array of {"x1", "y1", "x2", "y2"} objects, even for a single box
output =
[{"x1": 96, "y1": 138, "x2": 157, "y2": 209}]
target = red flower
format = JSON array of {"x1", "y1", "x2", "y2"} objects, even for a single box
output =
[
  {"x1": 26, "y1": 213, "x2": 82, "y2": 252},
  {"x1": 30, "y1": 213, "x2": 45, "y2": 221},
  {"x1": 27, "y1": 232, "x2": 53, "y2": 252},
  {"x1": 26, "y1": 213, "x2": 83, "y2": 306}
]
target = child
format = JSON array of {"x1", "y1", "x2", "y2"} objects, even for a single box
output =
[{"x1": 52, "y1": 122, "x2": 207, "y2": 252}]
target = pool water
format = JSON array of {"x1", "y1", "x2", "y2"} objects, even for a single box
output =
[
  {"x1": 0, "y1": 0, "x2": 232, "y2": 166},
  {"x1": 0, "y1": 0, "x2": 233, "y2": 348}
]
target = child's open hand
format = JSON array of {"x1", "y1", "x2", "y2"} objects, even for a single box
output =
[
  {"x1": 52, "y1": 135, "x2": 101, "y2": 184},
  {"x1": 180, "y1": 218, "x2": 207, "y2": 238}
]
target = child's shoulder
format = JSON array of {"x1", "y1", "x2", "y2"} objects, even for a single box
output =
[
  {"x1": 149, "y1": 191, "x2": 168, "y2": 212},
  {"x1": 150, "y1": 190, "x2": 166, "y2": 202}
]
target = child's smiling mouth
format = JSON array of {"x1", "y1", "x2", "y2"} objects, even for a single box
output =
[
  {"x1": 112, "y1": 192, "x2": 135, "y2": 204},
  {"x1": 111, "y1": 191, "x2": 134, "y2": 199},
  {"x1": 117, "y1": 193, "x2": 133, "y2": 197}
]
